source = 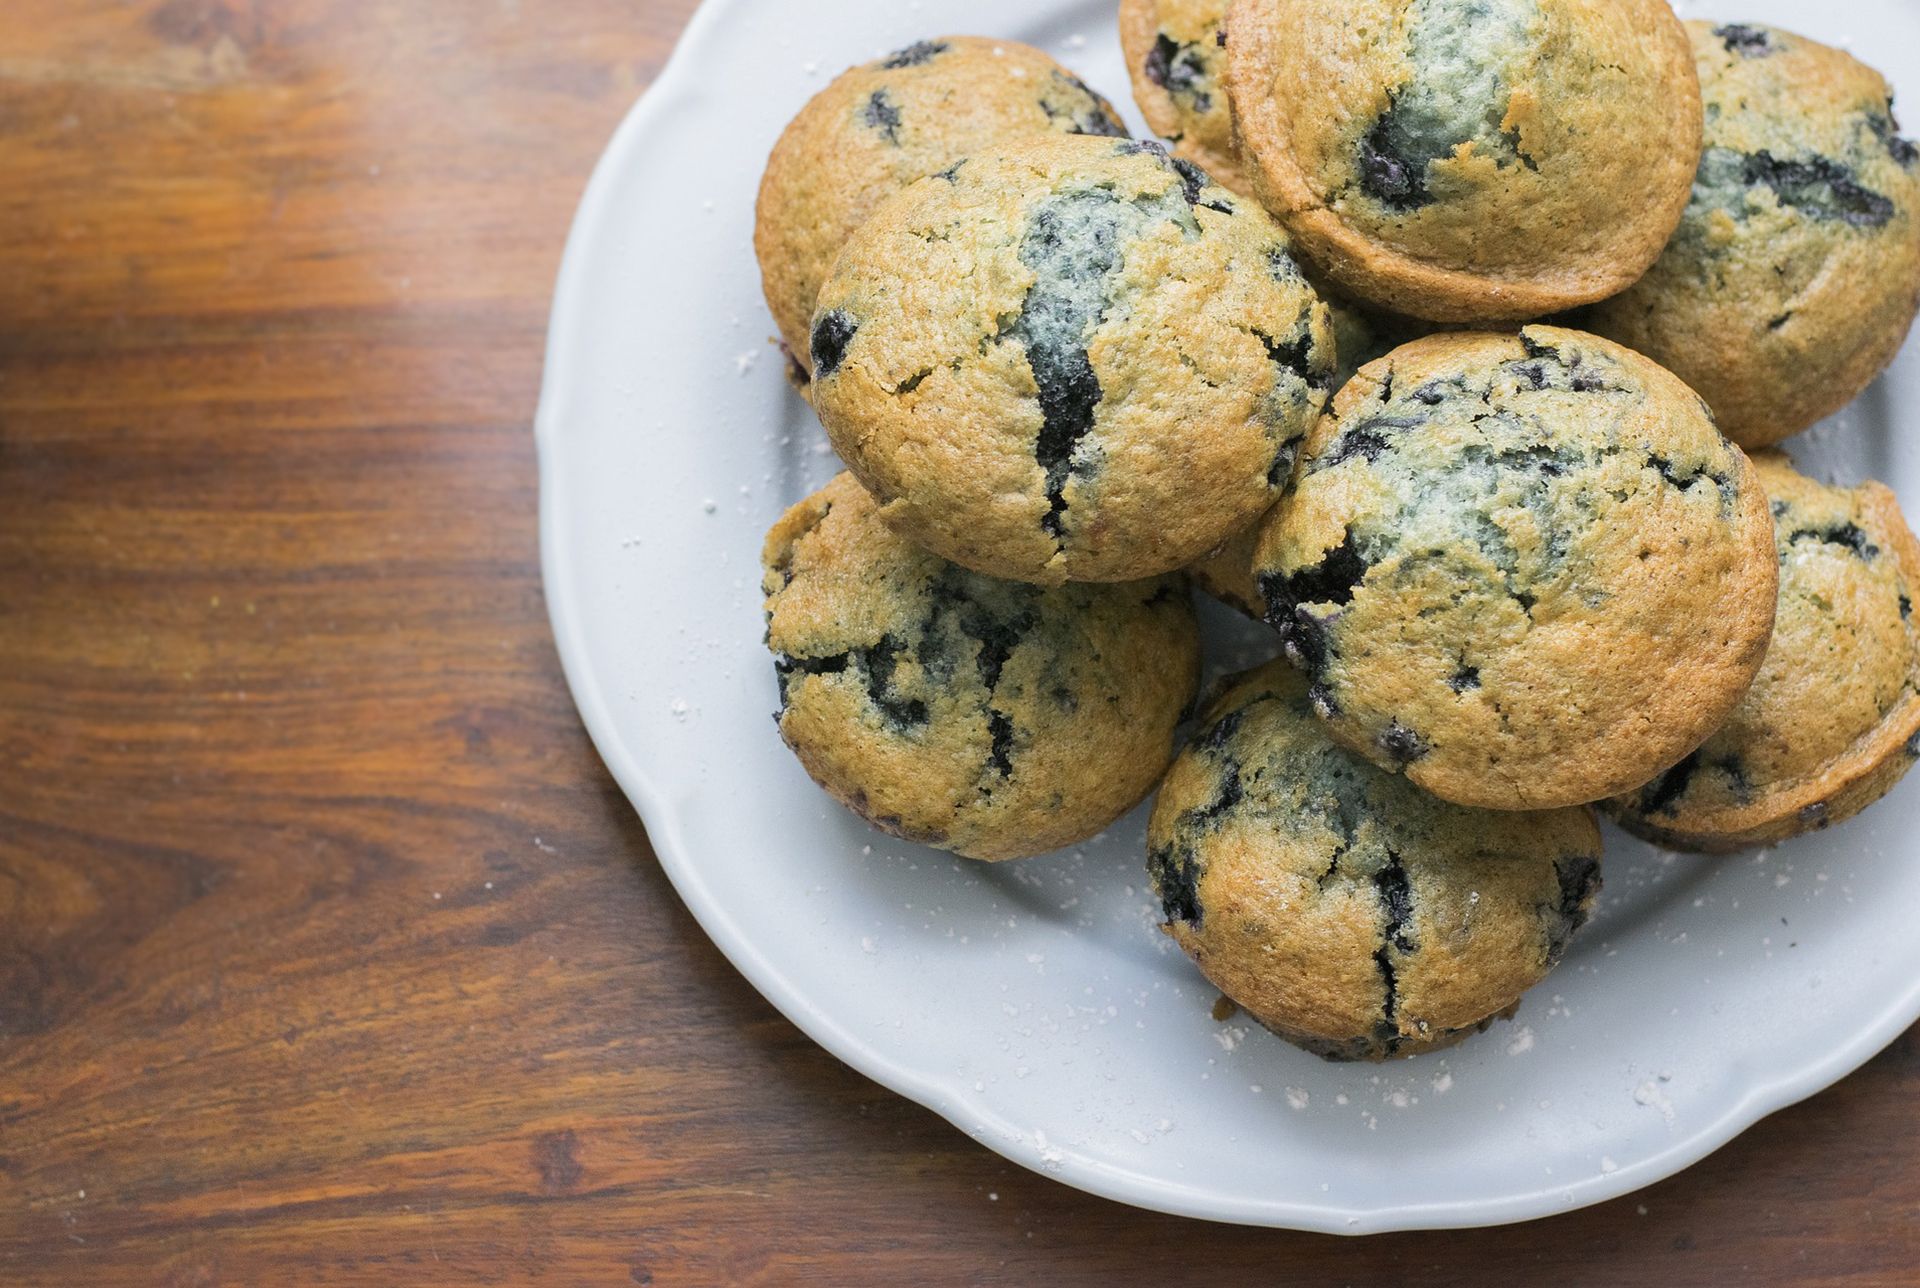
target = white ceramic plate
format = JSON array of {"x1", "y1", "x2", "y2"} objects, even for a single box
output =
[{"x1": 537, "y1": 0, "x2": 1920, "y2": 1232}]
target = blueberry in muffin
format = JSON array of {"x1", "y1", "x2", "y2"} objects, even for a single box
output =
[
  {"x1": 810, "y1": 134, "x2": 1336, "y2": 585},
  {"x1": 1251, "y1": 326, "x2": 1778, "y2": 810},
  {"x1": 1607, "y1": 451, "x2": 1920, "y2": 850},
  {"x1": 1148, "y1": 659, "x2": 1602, "y2": 1060},
  {"x1": 764, "y1": 474, "x2": 1200, "y2": 861},
  {"x1": 1118, "y1": 0, "x2": 1248, "y2": 195},
  {"x1": 1582, "y1": 22, "x2": 1920, "y2": 448},
  {"x1": 755, "y1": 36, "x2": 1127, "y2": 386},
  {"x1": 1222, "y1": 0, "x2": 1702, "y2": 321}
]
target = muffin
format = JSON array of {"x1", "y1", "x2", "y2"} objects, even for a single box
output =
[
  {"x1": 764, "y1": 474, "x2": 1201, "y2": 862},
  {"x1": 754, "y1": 36, "x2": 1127, "y2": 384},
  {"x1": 1583, "y1": 22, "x2": 1920, "y2": 448},
  {"x1": 1222, "y1": 0, "x2": 1702, "y2": 321},
  {"x1": 1607, "y1": 452, "x2": 1920, "y2": 851},
  {"x1": 1118, "y1": 0, "x2": 1248, "y2": 194},
  {"x1": 1253, "y1": 326, "x2": 1778, "y2": 810},
  {"x1": 1148, "y1": 659, "x2": 1603, "y2": 1061},
  {"x1": 810, "y1": 134, "x2": 1337, "y2": 585}
]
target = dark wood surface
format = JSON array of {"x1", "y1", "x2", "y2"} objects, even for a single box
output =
[{"x1": 0, "y1": 2, "x2": 1913, "y2": 1283}]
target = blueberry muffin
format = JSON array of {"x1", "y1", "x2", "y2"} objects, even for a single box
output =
[
  {"x1": 1119, "y1": 0, "x2": 1247, "y2": 194},
  {"x1": 1607, "y1": 452, "x2": 1920, "y2": 851},
  {"x1": 755, "y1": 37, "x2": 1127, "y2": 385},
  {"x1": 1583, "y1": 23, "x2": 1920, "y2": 448},
  {"x1": 1253, "y1": 326, "x2": 1778, "y2": 811},
  {"x1": 764, "y1": 474, "x2": 1201, "y2": 861},
  {"x1": 1222, "y1": 0, "x2": 1701, "y2": 321},
  {"x1": 810, "y1": 134, "x2": 1337, "y2": 586},
  {"x1": 1148, "y1": 659, "x2": 1602, "y2": 1061}
]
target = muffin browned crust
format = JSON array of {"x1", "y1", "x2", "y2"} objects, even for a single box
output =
[
  {"x1": 810, "y1": 134, "x2": 1335, "y2": 585},
  {"x1": 1119, "y1": 0, "x2": 1248, "y2": 194},
  {"x1": 764, "y1": 474, "x2": 1201, "y2": 862},
  {"x1": 1583, "y1": 22, "x2": 1920, "y2": 448},
  {"x1": 1222, "y1": 0, "x2": 1702, "y2": 321},
  {"x1": 754, "y1": 37, "x2": 1126, "y2": 383},
  {"x1": 1148, "y1": 659, "x2": 1602, "y2": 1060},
  {"x1": 1606, "y1": 452, "x2": 1920, "y2": 851},
  {"x1": 1253, "y1": 326, "x2": 1778, "y2": 810}
]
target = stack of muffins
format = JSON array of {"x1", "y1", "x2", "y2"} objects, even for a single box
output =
[{"x1": 751, "y1": 3, "x2": 1920, "y2": 1061}]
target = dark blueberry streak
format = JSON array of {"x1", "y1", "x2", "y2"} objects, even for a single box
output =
[
  {"x1": 1872, "y1": 111, "x2": 1920, "y2": 167},
  {"x1": 1265, "y1": 246, "x2": 1303, "y2": 283},
  {"x1": 1377, "y1": 721, "x2": 1430, "y2": 767},
  {"x1": 1150, "y1": 747, "x2": 1246, "y2": 928},
  {"x1": 1714, "y1": 24, "x2": 1773, "y2": 56},
  {"x1": 862, "y1": 89, "x2": 903, "y2": 145},
  {"x1": 1372, "y1": 851, "x2": 1414, "y2": 1042},
  {"x1": 987, "y1": 711, "x2": 1015, "y2": 777},
  {"x1": 810, "y1": 310, "x2": 858, "y2": 378},
  {"x1": 1257, "y1": 325, "x2": 1332, "y2": 391},
  {"x1": 1645, "y1": 452, "x2": 1736, "y2": 509},
  {"x1": 1269, "y1": 531, "x2": 1368, "y2": 612},
  {"x1": 1148, "y1": 845, "x2": 1203, "y2": 925},
  {"x1": 879, "y1": 39, "x2": 949, "y2": 69},
  {"x1": 1007, "y1": 191, "x2": 1136, "y2": 538},
  {"x1": 1637, "y1": 751, "x2": 1701, "y2": 817},
  {"x1": 1520, "y1": 333, "x2": 1562, "y2": 362},
  {"x1": 1201, "y1": 708, "x2": 1246, "y2": 752},
  {"x1": 1358, "y1": 109, "x2": 1434, "y2": 210},
  {"x1": 1144, "y1": 34, "x2": 1212, "y2": 114},
  {"x1": 1744, "y1": 151, "x2": 1895, "y2": 228},
  {"x1": 858, "y1": 636, "x2": 929, "y2": 727},
  {"x1": 1789, "y1": 522, "x2": 1879, "y2": 559},
  {"x1": 1261, "y1": 531, "x2": 1369, "y2": 676},
  {"x1": 1544, "y1": 855, "x2": 1600, "y2": 966},
  {"x1": 773, "y1": 639, "x2": 926, "y2": 729},
  {"x1": 774, "y1": 651, "x2": 847, "y2": 708},
  {"x1": 1321, "y1": 416, "x2": 1422, "y2": 469},
  {"x1": 1040, "y1": 71, "x2": 1130, "y2": 138},
  {"x1": 1168, "y1": 155, "x2": 1233, "y2": 212}
]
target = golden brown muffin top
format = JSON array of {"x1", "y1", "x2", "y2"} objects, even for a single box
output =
[
  {"x1": 1608, "y1": 451, "x2": 1920, "y2": 851},
  {"x1": 1252, "y1": 326, "x2": 1777, "y2": 810},
  {"x1": 810, "y1": 133, "x2": 1335, "y2": 585},
  {"x1": 755, "y1": 36, "x2": 1126, "y2": 381},
  {"x1": 765, "y1": 473, "x2": 1200, "y2": 861},
  {"x1": 1223, "y1": 0, "x2": 1700, "y2": 320},
  {"x1": 1148, "y1": 659, "x2": 1602, "y2": 1060}
]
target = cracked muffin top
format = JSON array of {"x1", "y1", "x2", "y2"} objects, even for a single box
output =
[
  {"x1": 809, "y1": 134, "x2": 1336, "y2": 586},
  {"x1": 1147, "y1": 659, "x2": 1602, "y2": 1061},
  {"x1": 1607, "y1": 452, "x2": 1920, "y2": 852},
  {"x1": 1118, "y1": 0, "x2": 1247, "y2": 195},
  {"x1": 1251, "y1": 326, "x2": 1778, "y2": 811},
  {"x1": 1583, "y1": 22, "x2": 1920, "y2": 449},
  {"x1": 754, "y1": 36, "x2": 1127, "y2": 385},
  {"x1": 1221, "y1": 0, "x2": 1701, "y2": 321},
  {"x1": 763, "y1": 473, "x2": 1201, "y2": 862}
]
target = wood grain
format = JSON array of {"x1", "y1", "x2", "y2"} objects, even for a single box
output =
[{"x1": 0, "y1": 2, "x2": 1913, "y2": 1283}]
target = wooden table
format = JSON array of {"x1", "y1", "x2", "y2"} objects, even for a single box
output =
[{"x1": 0, "y1": 2, "x2": 1913, "y2": 1282}]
